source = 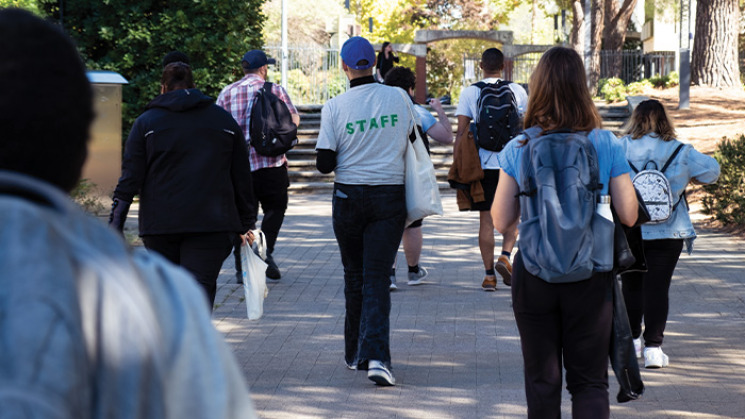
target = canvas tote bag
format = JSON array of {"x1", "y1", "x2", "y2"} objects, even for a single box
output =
[{"x1": 397, "y1": 89, "x2": 443, "y2": 226}]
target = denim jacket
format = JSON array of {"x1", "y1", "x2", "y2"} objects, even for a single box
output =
[{"x1": 619, "y1": 134, "x2": 720, "y2": 253}]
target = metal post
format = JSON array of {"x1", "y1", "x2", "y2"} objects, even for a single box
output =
[
  {"x1": 678, "y1": 0, "x2": 691, "y2": 109},
  {"x1": 368, "y1": 17, "x2": 373, "y2": 33},
  {"x1": 281, "y1": 0, "x2": 288, "y2": 89}
]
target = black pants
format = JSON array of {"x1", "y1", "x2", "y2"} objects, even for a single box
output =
[
  {"x1": 234, "y1": 165, "x2": 289, "y2": 270},
  {"x1": 621, "y1": 238, "x2": 684, "y2": 347},
  {"x1": 143, "y1": 232, "x2": 234, "y2": 310},
  {"x1": 512, "y1": 251, "x2": 613, "y2": 419}
]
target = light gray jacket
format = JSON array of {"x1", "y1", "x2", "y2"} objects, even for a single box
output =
[{"x1": 0, "y1": 171, "x2": 256, "y2": 419}]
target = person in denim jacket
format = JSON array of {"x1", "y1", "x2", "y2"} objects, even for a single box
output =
[{"x1": 619, "y1": 99, "x2": 720, "y2": 369}]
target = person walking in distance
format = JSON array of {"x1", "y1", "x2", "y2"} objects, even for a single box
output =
[
  {"x1": 218, "y1": 49, "x2": 300, "y2": 281},
  {"x1": 375, "y1": 41, "x2": 399, "y2": 82},
  {"x1": 492, "y1": 46, "x2": 639, "y2": 418},
  {"x1": 619, "y1": 99, "x2": 720, "y2": 368},
  {"x1": 453, "y1": 47, "x2": 527, "y2": 290},
  {"x1": 315, "y1": 37, "x2": 418, "y2": 386},
  {"x1": 384, "y1": 65, "x2": 453, "y2": 289}
]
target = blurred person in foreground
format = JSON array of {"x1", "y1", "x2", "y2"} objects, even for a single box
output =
[{"x1": 0, "y1": 8, "x2": 256, "y2": 418}]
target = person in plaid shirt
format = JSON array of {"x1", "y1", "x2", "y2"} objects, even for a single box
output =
[{"x1": 217, "y1": 50, "x2": 300, "y2": 281}]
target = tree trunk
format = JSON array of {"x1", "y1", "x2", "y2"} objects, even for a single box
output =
[
  {"x1": 531, "y1": 0, "x2": 538, "y2": 45},
  {"x1": 588, "y1": 0, "x2": 604, "y2": 94},
  {"x1": 602, "y1": 0, "x2": 638, "y2": 79},
  {"x1": 692, "y1": 0, "x2": 742, "y2": 88},
  {"x1": 570, "y1": 0, "x2": 585, "y2": 56}
]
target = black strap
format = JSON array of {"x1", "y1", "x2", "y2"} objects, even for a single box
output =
[
  {"x1": 628, "y1": 143, "x2": 685, "y2": 174},
  {"x1": 660, "y1": 143, "x2": 686, "y2": 173}
]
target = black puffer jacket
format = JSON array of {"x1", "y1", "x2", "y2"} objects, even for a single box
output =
[{"x1": 114, "y1": 88, "x2": 256, "y2": 235}]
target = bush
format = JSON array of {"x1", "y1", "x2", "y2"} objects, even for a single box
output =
[
  {"x1": 70, "y1": 179, "x2": 106, "y2": 215},
  {"x1": 627, "y1": 79, "x2": 653, "y2": 95},
  {"x1": 599, "y1": 77, "x2": 627, "y2": 102},
  {"x1": 665, "y1": 71, "x2": 679, "y2": 88},
  {"x1": 701, "y1": 135, "x2": 745, "y2": 226}
]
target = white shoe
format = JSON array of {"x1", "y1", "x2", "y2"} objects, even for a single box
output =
[
  {"x1": 367, "y1": 360, "x2": 396, "y2": 386},
  {"x1": 389, "y1": 274, "x2": 397, "y2": 291},
  {"x1": 644, "y1": 346, "x2": 669, "y2": 368},
  {"x1": 633, "y1": 338, "x2": 642, "y2": 359},
  {"x1": 407, "y1": 267, "x2": 428, "y2": 286}
]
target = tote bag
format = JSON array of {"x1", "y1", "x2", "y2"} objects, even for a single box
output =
[
  {"x1": 241, "y1": 242, "x2": 268, "y2": 320},
  {"x1": 398, "y1": 89, "x2": 443, "y2": 226}
]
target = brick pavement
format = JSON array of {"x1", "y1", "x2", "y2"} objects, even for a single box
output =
[{"x1": 205, "y1": 191, "x2": 745, "y2": 419}]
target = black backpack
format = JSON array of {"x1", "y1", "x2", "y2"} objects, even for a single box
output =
[
  {"x1": 248, "y1": 82, "x2": 298, "y2": 157},
  {"x1": 473, "y1": 80, "x2": 521, "y2": 152}
]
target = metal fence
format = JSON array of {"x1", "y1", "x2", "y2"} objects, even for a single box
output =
[
  {"x1": 599, "y1": 50, "x2": 676, "y2": 83},
  {"x1": 266, "y1": 45, "x2": 679, "y2": 105},
  {"x1": 265, "y1": 45, "x2": 348, "y2": 105}
]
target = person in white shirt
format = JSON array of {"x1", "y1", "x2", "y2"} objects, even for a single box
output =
[{"x1": 453, "y1": 47, "x2": 527, "y2": 291}]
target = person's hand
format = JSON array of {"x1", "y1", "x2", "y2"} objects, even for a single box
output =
[
  {"x1": 429, "y1": 97, "x2": 443, "y2": 112},
  {"x1": 240, "y1": 230, "x2": 255, "y2": 246}
]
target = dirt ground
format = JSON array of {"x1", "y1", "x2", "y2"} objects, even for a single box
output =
[{"x1": 626, "y1": 85, "x2": 745, "y2": 236}]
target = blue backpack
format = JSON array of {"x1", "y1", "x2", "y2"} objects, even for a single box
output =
[{"x1": 517, "y1": 128, "x2": 614, "y2": 283}]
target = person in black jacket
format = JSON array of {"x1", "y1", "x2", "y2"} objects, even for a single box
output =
[{"x1": 110, "y1": 62, "x2": 257, "y2": 310}]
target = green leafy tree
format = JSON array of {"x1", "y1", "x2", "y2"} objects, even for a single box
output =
[
  {"x1": 0, "y1": 0, "x2": 41, "y2": 13},
  {"x1": 39, "y1": 0, "x2": 266, "y2": 140}
]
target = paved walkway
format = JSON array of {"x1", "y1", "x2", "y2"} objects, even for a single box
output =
[{"x1": 204, "y1": 191, "x2": 745, "y2": 419}]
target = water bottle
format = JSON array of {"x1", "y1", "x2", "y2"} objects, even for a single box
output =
[{"x1": 596, "y1": 195, "x2": 613, "y2": 222}]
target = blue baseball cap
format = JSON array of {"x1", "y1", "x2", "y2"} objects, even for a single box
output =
[
  {"x1": 242, "y1": 50, "x2": 276, "y2": 69},
  {"x1": 340, "y1": 36, "x2": 376, "y2": 70}
]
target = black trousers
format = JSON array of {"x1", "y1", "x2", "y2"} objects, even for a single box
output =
[
  {"x1": 621, "y1": 238, "x2": 684, "y2": 347},
  {"x1": 512, "y1": 251, "x2": 613, "y2": 419},
  {"x1": 143, "y1": 232, "x2": 234, "y2": 310},
  {"x1": 234, "y1": 165, "x2": 289, "y2": 270}
]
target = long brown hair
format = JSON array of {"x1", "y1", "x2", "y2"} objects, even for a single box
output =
[
  {"x1": 523, "y1": 46, "x2": 602, "y2": 134},
  {"x1": 625, "y1": 99, "x2": 677, "y2": 141}
]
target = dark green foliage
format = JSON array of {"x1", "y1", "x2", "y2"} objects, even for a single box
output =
[
  {"x1": 39, "y1": 0, "x2": 265, "y2": 141},
  {"x1": 702, "y1": 135, "x2": 745, "y2": 226}
]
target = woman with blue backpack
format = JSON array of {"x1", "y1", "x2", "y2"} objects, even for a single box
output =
[
  {"x1": 619, "y1": 99, "x2": 720, "y2": 368},
  {"x1": 491, "y1": 46, "x2": 640, "y2": 418}
]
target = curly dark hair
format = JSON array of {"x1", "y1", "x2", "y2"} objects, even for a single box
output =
[
  {"x1": 383, "y1": 66, "x2": 416, "y2": 91},
  {"x1": 0, "y1": 8, "x2": 93, "y2": 192}
]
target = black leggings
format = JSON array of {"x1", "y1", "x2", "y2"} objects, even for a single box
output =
[{"x1": 621, "y1": 239, "x2": 684, "y2": 347}]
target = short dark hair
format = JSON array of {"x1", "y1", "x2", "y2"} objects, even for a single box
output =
[
  {"x1": 481, "y1": 48, "x2": 505, "y2": 73},
  {"x1": 161, "y1": 62, "x2": 195, "y2": 92},
  {"x1": 383, "y1": 66, "x2": 416, "y2": 91},
  {"x1": 162, "y1": 50, "x2": 190, "y2": 68},
  {"x1": 0, "y1": 8, "x2": 93, "y2": 192}
]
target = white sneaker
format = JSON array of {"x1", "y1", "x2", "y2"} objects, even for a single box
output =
[
  {"x1": 633, "y1": 338, "x2": 642, "y2": 359},
  {"x1": 644, "y1": 346, "x2": 669, "y2": 368},
  {"x1": 367, "y1": 360, "x2": 396, "y2": 386},
  {"x1": 407, "y1": 267, "x2": 428, "y2": 286},
  {"x1": 389, "y1": 274, "x2": 397, "y2": 291}
]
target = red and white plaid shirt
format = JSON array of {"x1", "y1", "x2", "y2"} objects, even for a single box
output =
[{"x1": 217, "y1": 73, "x2": 298, "y2": 171}]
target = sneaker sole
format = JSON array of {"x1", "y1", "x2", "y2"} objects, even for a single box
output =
[
  {"x1": 368, "y1": 371, "x2": 395, "y2": 386},
  {"x1": 407, "y1": 279, "x2": 424, "y2": 286},
  {"x1": 496, "y1": 264, "x2": 512, "y2": 286}
]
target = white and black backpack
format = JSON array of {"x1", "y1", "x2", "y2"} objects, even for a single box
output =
[{"x1": 629, "y1": 143, "x2": 686, "y2": 224}]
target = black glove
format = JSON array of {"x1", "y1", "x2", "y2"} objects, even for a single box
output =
[{"x1": 108, "y1": 198, "x2": 131, "y2": 233}]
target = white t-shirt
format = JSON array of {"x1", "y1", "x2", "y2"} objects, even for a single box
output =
[
  {"x1": 316, "y1": 83, "x2": 417, "y2": 185},
  {"x1": 455, "y1": 78, "x2": 528, "y2": 170}
]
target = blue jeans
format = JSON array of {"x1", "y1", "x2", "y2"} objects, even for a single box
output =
[{"x1": 332, "y1": 183, "x2": 406, "y2": 370}]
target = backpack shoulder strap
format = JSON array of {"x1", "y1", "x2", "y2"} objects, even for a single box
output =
[
  {"x1": 660, "y1": 143, "x2": 686, "y2": 173},
  {"x1": 628, "y1": 160, "x2": 640, "y2": 174},
  {"x1": 473, "y1": 81, "x2": 487, "y2": 89}
]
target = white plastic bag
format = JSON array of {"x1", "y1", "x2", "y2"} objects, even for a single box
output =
[
  {"x1": 241, "y1": 242, "x2": 268, "y2": 320},
  {"x1": 398, "y1": 89, "x2": 443, "y2": 226}
]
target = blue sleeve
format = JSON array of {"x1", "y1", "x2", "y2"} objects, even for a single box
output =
[
  {"x1": 498, "y1": 136, "x2": 524, "y2": 180},
  {"x1": 414, "y1": 105, "x2": 437, "y2": 132}
]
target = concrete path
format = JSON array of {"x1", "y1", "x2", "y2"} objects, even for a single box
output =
[{"x1": 206, "y1": 191, "x2": 745, "y2": 419}]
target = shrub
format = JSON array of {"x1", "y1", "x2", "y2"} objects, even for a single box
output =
[
  {"x1": 70, "y1": 179, "x2": 106, "y2": 215},
  {"x1": 599, "y1": 77, "x2": 627, "y2": 102},
  {"x1": 665, "y1": 71, "x2": 679, "y2": 88},
  {"x1": 627, "y1": 79, "x2": 653, "y2": 95},
  {"x1": 701, "y1": 135, "x2": 745, "y2": 226}
]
